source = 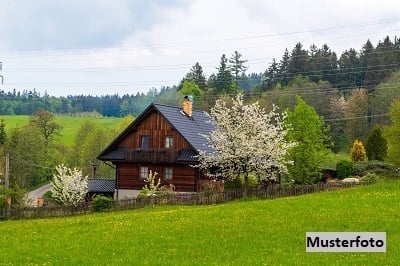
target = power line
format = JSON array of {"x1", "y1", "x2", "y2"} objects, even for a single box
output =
[
  {"x1": 324, "y1": 113, "x2": 390, "y2": 122},
  {"x1": 3, "y1": 17, "x2": 400, "y2": 54},
  {"x1": 1, "y1": 31, "x2": 399, "y2": 96},
  {"x1": 9, "y1": 154, "x2": 56, "y2": 170},
  {"x1": 4, "y1": 49, "x2": 400, "y2": 73}
]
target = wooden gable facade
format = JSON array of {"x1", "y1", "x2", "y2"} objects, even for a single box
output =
[{"x1": 97, "y1": 103, "x2": 214, "y2": 199}]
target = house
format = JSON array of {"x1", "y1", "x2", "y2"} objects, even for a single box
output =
[{"x1": 97, "y1": 101, "x2": 215, "y2": 200}]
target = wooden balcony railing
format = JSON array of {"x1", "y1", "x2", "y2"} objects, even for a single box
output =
[{"x1": 126, "y1": 148, "x2": 180, "y2": 163}]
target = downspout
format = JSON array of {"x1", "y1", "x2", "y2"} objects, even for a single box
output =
[{"x1": 115, "y1": 165, "x2": 119, "y2": 201}]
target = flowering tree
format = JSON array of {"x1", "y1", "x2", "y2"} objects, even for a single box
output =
[
  {"x1": 197, "y1": 94, "x2": 295, "y2": 195},
  {"x1": 50, "y1": 164, "x2": 88, "y2": 207}
]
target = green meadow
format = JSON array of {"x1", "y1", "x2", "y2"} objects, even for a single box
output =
[
  {"x1": 0, "y1": 115, "x2": 123, "y2": 146},
  {"x1": 0, "y1": 181, "x2": 398, "y2": 265}
]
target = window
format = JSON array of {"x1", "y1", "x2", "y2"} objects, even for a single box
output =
[
  {"x1": 164, "y1": 168, "x2": 173, "y2": 180},
  {"x1": 140, "y1": 135, "x2": 150, "y2": 149},
  {"x1": 140, "y1": 166, "x2": 149, "y2": 179},
  {"x1": 165, "y1": 136, "x2": 173, "y2": 148}
]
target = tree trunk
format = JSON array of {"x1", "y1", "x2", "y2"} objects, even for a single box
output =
[{"x1": 243, "y1": 171, "x2": 249, "y2": 197}]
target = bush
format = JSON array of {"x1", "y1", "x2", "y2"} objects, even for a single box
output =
[
  {"x1": 350, "y1": 139, "x2": 366, "y2": 162},
  {"x1": 225, "y1": 174, "x2": 258, "y2": 190},
  {"x1": 224, "y1": 177, "x2": 242, "y2": 189},
  {"x1": 0, "y1": 194, "x2": 5, "y2": 208},
  {"x1": 336, "y1": 160, "x2": 354, "y2": 179},
  {"x1": 202, "y1": 182, "x2": 215, "y2": 197},
  {"x1": 360, "y1": 173, "x2": 378, "y2": 184},
  {"x1": 242, "y1": 174, "x2": 258, "y2": 188},
  {"x1": 92, "y1": 195, "x2": 113, "y2": 212},
  {"x1": 353, "y1": 160, "x2": 396, "y2": 176}
]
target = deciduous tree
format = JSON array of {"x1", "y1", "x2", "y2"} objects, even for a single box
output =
[
  {"x1": 69, "y1": 119, "x2": 97, "y2": 168},
  {"x1": 179, "y1": 80, "x2": 205, "y2": 110},
  {"x1": 197, "y1": 94, "x2": 294, "y2": 195},
  {"x1": 6, "y1": 124, "x2": 46, "y2": 188},
  {"x1": 371, "y1": 71, "x2": 400, "y2": 126},
  {"x1": 0, "y1": 119, "x2": 6, "y2": 145},
  {"x1": 285, "y1": 96, "x2": 331, "y2": 184},
  {"x1": 327, "y1": 95, "x2": 347, "y2": 152},
  {"x1": 345, "y1": 88, "x2": 369, "y2": 144},
  {"x1": 384, "y1": 96, "x2": 400, "y2": 164},
  {"x1": 30, "y1": 109, "x2": 62, "y2": 154}
]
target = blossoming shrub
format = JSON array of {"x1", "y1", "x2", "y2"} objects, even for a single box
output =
[
  {"x1": 50, "y1": 164, "x2": 88, "y2": 207},
  {"x1": 138, "y1": 170, "x2": 160, "y2": 197}
]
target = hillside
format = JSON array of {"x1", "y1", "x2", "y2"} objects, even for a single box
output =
[
  {"x1": 0, "y1": 115, "x2": 123, "y2": 147},
  {"x1": 0, "y1": 180, "x2": 398, "y2": 265}
]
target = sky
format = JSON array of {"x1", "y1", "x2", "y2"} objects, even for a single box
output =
[{"x1": 1, "y1": 0, "x2": 400, "y2": 97}]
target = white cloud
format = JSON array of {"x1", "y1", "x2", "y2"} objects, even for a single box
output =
[{"x1": 1, "y1": 0, "x2": 400, "y2": 96}]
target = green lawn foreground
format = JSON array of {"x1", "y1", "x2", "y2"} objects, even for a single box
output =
[{"x1": 0, "y1": 181, "x2": 399, "y2": 265}]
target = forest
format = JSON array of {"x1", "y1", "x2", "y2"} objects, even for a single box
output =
[{"x1": 1, "y1": 35, "x2": 400, "y2": 191}]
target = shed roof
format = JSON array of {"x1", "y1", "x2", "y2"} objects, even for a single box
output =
[{"x1": 88, "y1": 178, "x2": 116, "y2": 193}]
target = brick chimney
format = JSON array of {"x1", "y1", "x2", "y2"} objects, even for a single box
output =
[{"x1": 182, "y1": 95, "x2": 193, "y2": 118}]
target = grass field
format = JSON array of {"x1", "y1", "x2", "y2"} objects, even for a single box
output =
[
  {"x1": 0, "y1": 181, "x2": 399, "y2": 265},
  {"x1": 322, "y1": 151, "x2": 350, "y2": 169},
  {"x1": 0, "y1": 115, "x2": 123, "y2": 147}
]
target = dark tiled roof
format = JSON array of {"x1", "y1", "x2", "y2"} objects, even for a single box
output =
[{"x1": 88, "y1": 178, "x2": 116, "y2": 193}]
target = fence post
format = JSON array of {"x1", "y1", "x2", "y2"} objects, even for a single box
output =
[{"x1": 6, "y1": 197, "x2": 11, "y2": 219}]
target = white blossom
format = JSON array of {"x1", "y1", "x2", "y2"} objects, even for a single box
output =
[
  {"x1": 50, "y1": 164, "x2": 88, "y2": 207},
  {"x1": 197, "y1": 94, "x2": 295, "y2": 182}
]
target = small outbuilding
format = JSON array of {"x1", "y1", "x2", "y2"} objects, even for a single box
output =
[{"x1": 86, "y1": 178, "x2": 116, "y2": 200}]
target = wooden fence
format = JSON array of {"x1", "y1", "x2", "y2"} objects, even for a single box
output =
[{"x1": 0, "y1": 181, "x2": 366, "y2": 220}]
